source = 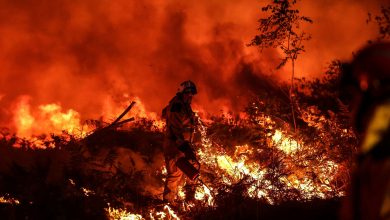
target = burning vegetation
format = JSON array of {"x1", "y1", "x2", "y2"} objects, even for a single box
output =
[{"x1": 0, "y1": 63, "x2": 357, "y2": 219}]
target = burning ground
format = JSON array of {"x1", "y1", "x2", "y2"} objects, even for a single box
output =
[{"x1": 0, "y1": 66, "x2": 357, "y2": 219}]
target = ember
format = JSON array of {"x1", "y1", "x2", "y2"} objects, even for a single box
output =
[
  {"x1": 106, "y1": 204, "x2": 143, "y2": 220},
  {"x1": 0, "y1": 195, "x2": 20, "y2": 205}
]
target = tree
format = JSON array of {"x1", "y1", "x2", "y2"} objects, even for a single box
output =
[
  {"x1": 368, "y1": 5, "x2": 390, "y2": 40},
  {"x1": 248, "y1": 0, "x2": 312, "y2": 131}
]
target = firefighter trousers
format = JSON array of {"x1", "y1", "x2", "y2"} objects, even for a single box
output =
[{"x1": 163, "y1": 156, "x2": 183, "y2": 202}]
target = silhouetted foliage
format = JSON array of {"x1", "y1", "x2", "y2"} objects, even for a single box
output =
[
  {"x1": 368, "y1": 5, "x2": 390, "y2": 40},
  {"x1": 249, "y1": 0, "x2": 312, "y2": 69},
  {"x1": 249, "y1": 0, "x2": 313, "y2": 131}
]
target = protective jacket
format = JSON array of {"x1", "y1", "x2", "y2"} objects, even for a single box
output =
[
  {"x1": 163, "y1": 94, "x2": 196, "y2": 158},
  {"x1": 162, "y1": 93, "x2": 196, "y2": 202}
]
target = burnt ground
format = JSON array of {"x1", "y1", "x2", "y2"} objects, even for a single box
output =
[
  {"x1": 194, "y1": 198, "x2": 341, "y2": 220},
  {"x1": 0, "y1": 190, "x2": 341, "y2": 220}
]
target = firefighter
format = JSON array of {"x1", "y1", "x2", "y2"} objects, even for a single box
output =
[
  {"x1": 340, "y1": 42, "x2": 390, "y2": 220},
  {"x1": 162, "y1": 80, "x2": 198, "y2": 203}
]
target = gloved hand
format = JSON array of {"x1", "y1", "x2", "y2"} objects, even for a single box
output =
[
  {"x1": 178, "y1": 141, "x2": 191, "y2": 152},
  {"x1": 178, "y1": 141, "x2": 197, "y2": 161},
  {"x1": 185, "y1": 148, "x2": 197, "y2": 161}
]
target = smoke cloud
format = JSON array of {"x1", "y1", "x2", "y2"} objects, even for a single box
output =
[{"x1": 0, "y1": 0, "x2": 387, "y2": 130}]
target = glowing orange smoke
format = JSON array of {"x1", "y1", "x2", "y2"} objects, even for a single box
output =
[
  {"x1": 13, "y1": 96, "x2": 87, "y2": 140},
  {"x1": 10, "y1": 95, "x2": 166, "y2": 148}
]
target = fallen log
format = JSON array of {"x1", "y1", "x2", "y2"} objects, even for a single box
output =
[
  {"x1": 83, "y1": 101, "x2": 136, "y2": 143},
  {"x1": 108, "y1": 101, "x2": 136, "y2": 128},
  {"x1": 110, "y1": 117, "x2": 135, "y2": 128}
]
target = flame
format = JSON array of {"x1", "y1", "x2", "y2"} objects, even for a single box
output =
[
  {"x1": 13, "y1": 97, "x2": 89, "y2": 140},
  {"x1": 8, "y1": 96, "x2": 347, "y2": 216},
  {"x1": 13, "y1": 96, "x2": 35, "y2": 137},
  {"x1": 81, "y1": 187, "x2": 95, "y2": 197},
  {"x1": 0, "y1": 195, "x2": 20, "y2": 205},
  {"x1": 163, "y1": 205, "x2": 180, "y2": 220},
  {"x1": 11, "y1": 97, "x2": 92, "y2": 148},
  {"x1": 149, "y1": 205, "x2": 181, "y2": 220},
  {"x1": 102, "y1": 95, "x2": 165, "y2": 130},
  {"x1": 178, "y1": 187, "x2": 186, "y2": 200},
  {"x1": 194, "y1": 185, "x2": 214, "y2": 206},
  {"x1": 106, "y1": 205, "x2": 143, "y2": 220},
  {"x1": 130, "y1": 97, "x2": 165, "y2": 130},
  {"x1": 272, "y1": 129, "x2": 301, "y2": 154},
  {"x1": 161, "y1": 166, "x2": 167, "y2": 176},
  {"x1": 194, "y1": 114, "x2": 345, "y2": 205},
  {"x1": 107, "y1": 204, "x2": 181, "y2": 220},
  {"x1": 10, "y1": 95, "x2": 166, "y2": 148},
  {"x1": 39, "y1": 104, "x2": 85, "y2": 135}
]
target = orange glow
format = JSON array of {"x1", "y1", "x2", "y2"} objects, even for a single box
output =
[
  {"x1": 193, "y1": 114, "x2": 346, "y2": 205},
  {"x1": 12, "y1": 97, "x2": 89, "y2": 148},
  {"x1": 106, "y1": 204, "x2": 143, "y2": 220},
  {"x1": 194, "y1": 185, "x2": 214, "y2": 206},
  {"x1": 106, "y1": 204, "x2": 181, "y2": 220},
  {"x1": 9, "y1": 94, "x2": 347, "y2": 209},
  {"x1": 0, "y1": 0, "x2": 383, "y2": 126},
  {"x1": 13, "y1": 96, "x2": 35, "y2": 138},
  {"x1": 0, "y1": 195, "x2": 20, "y2": 205},
  {"x1": 272, "y1": 130, "x2": 301, "y2": 154},
  {"x1": 10, "y1": 94, "x2": 168, "y2": 148}
]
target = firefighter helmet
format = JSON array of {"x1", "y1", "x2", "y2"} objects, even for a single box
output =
[
  {"x1": 179, "y1": 80, "x2": 197, "y2": 94},
  {"x1": 341, "y1": 42, "x2": 390, "y2": 133},
  {"x1": 346, "y1": 42, "x2": 390, "y2": 94}
]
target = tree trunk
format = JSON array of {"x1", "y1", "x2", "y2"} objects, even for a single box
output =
[
  {"x1": 287, "y1": 34, "x2": 297, "y2": 132},
  {"x1": 290, "y1": 59, "x2": 297, "y2": 132}
]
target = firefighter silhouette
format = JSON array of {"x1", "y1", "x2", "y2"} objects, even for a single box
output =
[
  {"x1": 340, "y1": 42, "x2": 390, "y2": 220},
  {"x1": 161, "y1": 80, "x2": 198, "y2": 203}
]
